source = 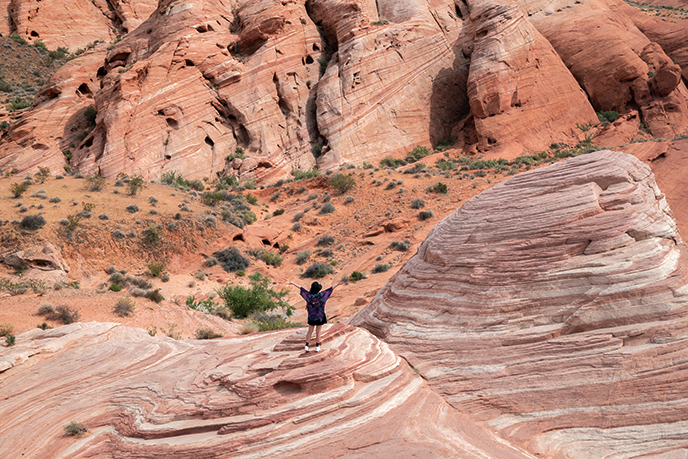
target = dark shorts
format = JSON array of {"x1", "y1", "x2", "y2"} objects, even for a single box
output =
[{"x1": 308, "y1": 315, "x2": 327, "y2": 326}]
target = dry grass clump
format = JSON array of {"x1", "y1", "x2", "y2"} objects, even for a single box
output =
[
  {"x1": 113, "y1": 296, "x2": 135, "y2": 317},
  {"x1": 37, "y1": 302, "x2": 55, "y2": 316}
]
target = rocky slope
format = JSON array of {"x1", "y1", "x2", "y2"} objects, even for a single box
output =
[
  {"x1": 351, "y1": 150, "x2": 688, "y2": 457},
  {"x1": 0, "y1": 322, "x2": 535, "y2": 458},
  {"x1": 3, "y1": 0, "x2": 688, "y2": 182}
]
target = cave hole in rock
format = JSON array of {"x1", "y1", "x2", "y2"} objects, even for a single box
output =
[
  {"x1": 30, "y1": 31, "x2": 39, "y2": 37},
  {"x1": 273, "y1": 242, "x2": 280, "y2": 250},
  {"x1": 97, "y1": 66, "x2": 107, "y2": 77},
  {"x1": 207, "y1": 24, "x2": 215, "y2": 32},
  {"x1": 185, "y1": 59, "x2": 195, "y2": 67},
  {"x1": 110, "y1": 52, "x2": 131, "y2": 62},
  {"x1": 165, "y1": 154, "x2": 171, "y2": 160},
  {"x1": 305, "y1": 55, "x2": 314, "y2": 64},
  {"x1": 166, "y1": 118, "x2": 178, "y2": 129},
  {"x1": 122, "y1": 27, "x2": 129, "y2": 34},
  {"x1": 262, "y1": 239, "x2": 271, "y2": 246},
  {"x1": 77, "y1": 83, "x2": 91, "y2": 95},
  {"x1": 312, "y1": 43, "x2": 320, "y2": 51},
  {"x1": 205, "y1": 136, "x2": 215, "y2": 147},
  {"x1": 487, "y1": 137, "x2": 497, "y2": 145},
  {"x1": 233, "y1": 234, "x2": 245, "y2": 242},
  {"x1": 273, "y1": 381, "x2": 303, "y2": 396},
  {"x1": 83, "y1": 137, "x2": 94, "y2": 148}
]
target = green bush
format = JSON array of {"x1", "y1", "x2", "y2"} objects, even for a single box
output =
[
  {"x1": 47, "y1": 306, "x2": 80, "y2": 324},
  {"x1": 317, "y1": 235, "x2": 335, "y2": 246},
  {"x1": 406, "y1": 145, "x2": 430, "y2": 163},
  {"x1": 215, "y1": 247, "x2": 250, "y2": 272},
  {"x1": 216, "y1": 272, "x2": 291, "y2": 319},
  {"x1": 418, "y1": 210, "x2": 435, "y2": 220},
  {"x1": 296, "y1": 250, "x2": 311, "y2": 265},
  {"x1": 195, "y1": 328, "x2": 222, "y2": 339},
  {"x1": 273, "y1": 208, "x2": 285, "y2": 216},
  {"x1": 379, "y1": 156, "x2": 406, "y2": 168},
  {"x1": 390, "y1": 240, "x2": 410, "y2": 252},
  {"x1": 109, "y1": 284, "x2": 122, "y2": 292},
  {"x1": 319, "y1": 202, "x2": 335, "y2": 214},
  {"x1": 146, "y1": 261, "x2": 166, "y2": 277},
  {"x1": 20, "y1": 215, "x2": 46, "y2": 230},
  {"x1": 128, "y1": 175, "x2": 145, "y2": 195},
  {"x1": 10, "y1": 181, "x2": 29, "y2": 198},
  {"x1": 10, "y1": 33, "x2": 27, "y2": 45},
  {"x1": 372, "y1": 263, "x2": 391, "y2": 273},
  {"x1": 411, "y1": 199, "x2": 425, "y2": 209},
  {"x1": 291, "y1": 168, "x2": 320, "y2": 181},
  {"x1": 329, "y1": 173, "x2": 356, "y2": 194},
  {"x1": 113, "y1": 296, "x2": 135, "y2": 317},
  {"x1": 427, "y1": 182, "x2": 448, "y2": 194},
  {"x1": 254, "y1": 315, "x2": 300, "y2": 331},
  {"x1": 5, "y1": 334, "x2": 16, "y2": 346},
  {"x1": 64, "y1": 422, "x2": 87, "y2": 437},
  {"x1": 7, "y1": 97, "x2": 31, "y2": 111},
  {"x1": 143, "y1": 224, "x2": 162, "y2": 245},
  {"x1": 302, "y1": 262, "x2": 334, "y2": 279},
  {"x1": 84, "y1": 106, "x2": 97, "y2": 125},
  {"x1": 261, "y1": 250, "x2": 283, "y2": 267},
  {"x1": 597, "y1": 111, "x2": 619, "y2": 124},
  {"x1": 348, "y1": 271, "x2": 366, "y2": 282}
]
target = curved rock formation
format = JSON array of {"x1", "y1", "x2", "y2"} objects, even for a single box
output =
[
  {"x1": 351, "y1": 150, "x2": 688, "y2": 457},
  {"x1": 0, "y1": 322, "x2": 534, "y2": 458},
  {"x1": 7, "y1": 0, "x2": 157, "y2": 50}
]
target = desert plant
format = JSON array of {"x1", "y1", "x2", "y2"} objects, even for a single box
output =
[
  {"x1": 0, "y1": 323, "x2": 14, "y2": 337},
  {"x1": 329, "y1": 173, "x2": 356, "y2": 194},
  {"x1": 143, "y1": 224, "x2": 162, "y2": 245},
  {"x1": 597, "y1": 110, "x2": 619, "y2": 124},
  {"x1": 253, "y1": 314, "x2": 300, "y2": 331},
  {"x1": 37, "y1": 302, "x2": 56, "y2": 316},
  {"x1": 296, "y1": 250, "x2": 311, "y2": 265},
  {"x1": 82, "y1": 202, "x2": 96, "y2": 212},
  {"x1": 47, "y1": 306, "x2": 80, "y2": 324},
  {"x1": 5, "y1": 334, "x2": 15, "y2": 346},
  {"x1": 260, "y1": 250, "x2": 283, "y2": 267},
  {"x1": 84, "y1": 106, "x2": 97, "y2": 125},
  {"x1": 273, "y1": 208, "x2": 285, "y2": 216},
  {"x1": 317, "y1": 235, "x2": 335, "y2": 247},
  {"x1": 109, "y1": 283, "x2": 122, "y2": 292},
  {"x1": 113, "y1": 296, "x2": 135, "y2": 317},
  {"x1": 10, "y1": 181, "x2": 29, "y2": 198},
  {"x1": 411, "y1": 199, "x2": 425, "y2": 209},
  {"x1": 302, "y1": 262, "x2": 334, "y2": 279},
  {"x1": 390, "y1": 240, "x2": 410, "y2": 252},
  {"x1": 406, "y1": 146, "x2": 430, "y2": 162},
  {"x1": 291, "y1": 168, "x2": 321, "y2": 181},
  {"x1": 216, "y1": 272, "x2": 292, "y2": 319},
  {"x1": 20, "y1": 215, "x2": 46, "y2": 230},
  {"x1": 348, "y1": 271, "x2": 366, "y2": 282},
  {"x1": 215, "y1": 247, "x2": 250, "y2": 272},
  {"x1": 372, "y1": 263, "x2": 392, "y2": 273},
  {"x1": 427, "y1": 182, "x2": 448, "y2": 194},
  {"x1": 194, "y1": 271, "x2": 206, "y2": 280},
  {"x1": 64, "y1": 422, "x2": 87, "y2": 437},
  {"x1": 418, "y1": 210, "x2": 435, "y2": 220},
  {"x1": 146, "y1": 261, "x2": 166, "y2": 277},
  {"x1": 292, "y1": 222, "x2": 302, "y2": 231},
  {"x1": 86, "y1": 175, "x2": 106, "y2": 191},
  {"x1": 127, "y1": 175, "x2": 145, "y2": 195},
  {"x1": 195, "y1": 328, "x2": 222, "y2": 339},
  {"x1": 37, "y1": 322, "x2": 52, "y2": 330}
]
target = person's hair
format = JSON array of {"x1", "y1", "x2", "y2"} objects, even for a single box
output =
[{"x1": 310, "y1": 282, "x2": 322, "y2": 294}]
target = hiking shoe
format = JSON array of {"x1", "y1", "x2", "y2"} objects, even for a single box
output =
[
  {"x1": 304, "y1": 343, "x2": 310, "y2": 352},
  {"x1": 315, "y1": 343, "x2": 321, "y2": 352}
]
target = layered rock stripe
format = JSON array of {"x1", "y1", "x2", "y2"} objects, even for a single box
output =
[
  {"x1": 0, "y1": 322, "x2": 535, "y2": 458},
  {"x1": 352, "y1": 150, "x2": 688, "y2": 457}
]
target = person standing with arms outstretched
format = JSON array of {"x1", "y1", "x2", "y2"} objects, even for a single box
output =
[{"x1": 289, "y1": 281, "x2": 337, "y2": 352}]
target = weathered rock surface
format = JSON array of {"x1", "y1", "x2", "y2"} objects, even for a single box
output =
[
  {"x1": 351, "y1": 150, "x2": 688, "y2": 457},
  {"x1": 7, "y1": 0, "x2": 157, "y2": 50},
  {"x1": 1, "y1": 242, "x2": 69, "y2": 282},
  {"x1": 0, "y1": 322, "x2": 535, "y2": 458}
]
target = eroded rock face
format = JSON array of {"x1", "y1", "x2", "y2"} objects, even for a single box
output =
[
  {"x1": 7, "y1": 0, "x2": 157, "y2": 50},
  {"x1": 1, "y1": 242, "x2": 70, "y2": 283},
  {"x1": 351, "y1": 150, "x2": 688, "y2": 457},
  {"x1": 0, "y1": 322, "x2": 535, "y2": 458}
]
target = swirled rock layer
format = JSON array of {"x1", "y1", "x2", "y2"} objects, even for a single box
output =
[
  {"x1": 351, "y1": 150, "x2": 688, "y2": 457},
  {"x1": 0, "y1": 322, "x2": 535, "y2": 458}
]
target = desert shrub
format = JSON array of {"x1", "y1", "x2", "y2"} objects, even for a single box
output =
[
  {"x1": 345, "y1": 196, "x2": 355, "y2": 204},
  {"x1": 5, "y1": 334, "x2": 16, "y2": 346},
  {"x1": 293, "y1": 212, "x2": 304, "y2": 222},
  {"x1": 146, "y1": 261, "x2": 166, "y2": 277},
  {"x1": 20, "y1": 215, "x2": 45, "y2": 230},
  {"x1": 406, "y1": 145, "x2": 430, "y2": 163},
  {"x1": 186, "y1": 295, "x2": 216, "y2": 313},
  {"x1": 390, "y1": 240, "x2": 410, "y2": 252},
  {"x1": 348, "y1": 271, "x2": 366, "y2": 282},
  {"x1": 318, "y1": 248, "x2": 333, "y2": 258},
  {"x1": 238, "y1": 210, "x2": 257, "y2": 225},
  {"x1": 143, "y1": 224, "x2": 162, "y2": 245},
  {"x1": 10, "y1": 181, "x2": 29, "y2": 198},
  {"x1": 131, "y1": 288, "x2": 164, "y2": 303},
  {"x1": 188, "y1": 179, "x2": 205, "y2": 191},
  {"x1": 205, "y1": 257, "x2": 217, "y2": 267},
  {"x1": 125, "y1": 204, "x2": 139, "y2": 213},
  {"x1": 113, "y1": 296, "x2": 135, "y2": 317},
  {"x1": 37, "y1": 322, "x2": 52, "y2": 330},
  {"x1": 194, "y1": 271, "x2": 206, "y2": 280},
  {"x1": 292, "y1": 222, "x2": 302, "y2": 231},
  {"x1": 597, "y1": 110, "x2": 619, "y2": 124},
  {"x1": 418, "y1": 210, "x2": 435, "y2": 220},
  {"x1": 49, "y1": 196, "x2": 62, "y2": 203},
  {"x1": 427, "y1": 182, "x2": 448, "y2": 194},
  {"x1": 273, "y1": 208, "x2": 285, "y2": 217},
  {"x1": 245, "y1": 193, "x2": 258, "y2": 205},
  {"x1": 330, "y1": 173, "x2": 356, "y2": 194},
  {"x1": 109, "y1": 283, "x2": 122, "y2": 292},
  {"x1": 86, "y1": 175, "x2": 106, "y2": 191},
  {"x1": 195, "y1": 328, "x2": 222, "y2": 339},
  {"x1": 379, "y1": 156, "x2": 406, "y2": 168},
  {"x1": 291, "y1": 168, "x2": 321, "y2": 181},
  {"x1": 319, "y1": 203, "x2": 335, "y2": 214},
  {"x1": 302, "y1": 262, "x2": 334, "y2": 279},
  {"x1": 411, "y1": 199, "x2": 425, "y2": 209},
  {"x1": 64, "y1": 422, "x2": 87, "y2": 437},
  {"x1": 260, "y1": 250, "x2": 283, "y2": 267},
  {"x1": 161, "y1": 273, "x2": 170, "y2": 282},
  {"x1": 76, "y1": 211, "x2": 92, "y2": 219},
  {"x1": 162, "y1": 323, "x2": 181, "y2": 339},
  {"x1": 127, "y1": 276, "x2": 153, "y2": 289},
  {"x1": 47, "y1": 306, "x2": 80, "y2": 324},
  {"x1": 0, "y1": 323, "x2": 14, "y2": 337},
  {"x1": 112, "y1": 230, "x2": 126, "y2": 239},
  {"x1": 253, "y1": 314, "x2": 300, "y2": 331},
  {"x1": 215, "y1": 247, "x2": 250, "y2": 272},
  {"x1": 216, "y1": 272, "x2": 292, "y2": 319},
  {"x1": 317, "y1": 235, "x2": 335, "y2": 247},
  {"x1": 127, "y1": 175, "x2": 145, "y2": 195},
  {"x1": 296, "y1": 251, "x2": 311, "y2": 265},
  {"x1": 37, "y1": 302, "x2": 56, "y2": 316},
  {"x1": 372, "y1": 263, "x2": 392, "y2": 273}
]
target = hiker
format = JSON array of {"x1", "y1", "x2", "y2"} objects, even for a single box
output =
[{"x1": 289, "y1": 281, "x2": 337, "y2": 352}]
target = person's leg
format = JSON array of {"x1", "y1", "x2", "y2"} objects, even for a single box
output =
[
  {"x1": 305, "y1": 325, "x2": 314, "y2": 351},
  {"x1": 315, "y1": 325, "x2": 322, "y2": 351}
]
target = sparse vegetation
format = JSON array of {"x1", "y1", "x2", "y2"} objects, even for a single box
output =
[
  {"x1": 317, "y1": 235, "x2": 335, "y2": 247},
  {"x1": 372, "y1": 263, "x2": 392, "y2": 273},
  {"x1": 296, "y1": 250, "x2": 311, "y2": 265},
  {"x1": 113, "y1": 296, "x2": 135, "y2": 317},
  {"x1": 0, "y1": 323, "x2": 15, "y2": 337},
  {"x1": 319, "y1": 202, "x2": 335, "y2": 214},
  {"x1": 427, "y1": 182, "x2": 448, "y2": 194},
  {"x1": 291, "y1": 168, "x2": 320, "y2": 181},
  {"x1": 145, "y1": 261, "x2": 167, "y2": 277},
  {"x1": 46, "y1": 306, "x2": 80, "y2": 324},
  {"x1": 260, "y1": 250, "x2": 284, "y2": 267},
  {"x1": 216, "y1": 272, "x2": 292, "y2": 319},
  {"x1": 127, "y1": 175, "x2": 145, "y2": 195},
  {"x1": 143, "y1": 224, "x2": 162, "y2": 245},
  {"x1": 10, "y1": 181, "x2": 30, "y2": 198},
  {"x1": 348, "y1": 271, "x2": 366, "y2": 282},
  {"x1": 329, "y1": 173, "x2": 356, "y2": 194},
  {"x1": 64, "y1": 422, "x2": 87, "y2": 437},
  {"x1": 411, "y1": 199, "x2": 425, "y2": 209},
  {"x1": 195, "y1": 328, "x2": 222, "y2": 339},
  {"x1": 390, "y1": 240, "x2": 410, "y2": 252},
  {"x1": 86, "y1": 175, "x2": 106, "y2": 191},
  {"x1": 20, "y1": 215, "x2": 46, "y2": 230},
  {"x1": 302, "y1": 262, "x2": 334, "y2": 279},
  {"x1": 215, "y1": 247, "x2": 250, "y2": 272},
  {"x1": 418, "y1": 210, "x2": 435, "y2": 220},
  {"x1": 406, "y1": 145, "x2": 430, "y2": 163}
]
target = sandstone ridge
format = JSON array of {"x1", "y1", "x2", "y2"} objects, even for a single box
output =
[
  {"x1": 351, "y1": 150, "x2": 688, "y2": 457},
  {"x1": 0, "y1": 322, "x2": 535, "y2": 458}
]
